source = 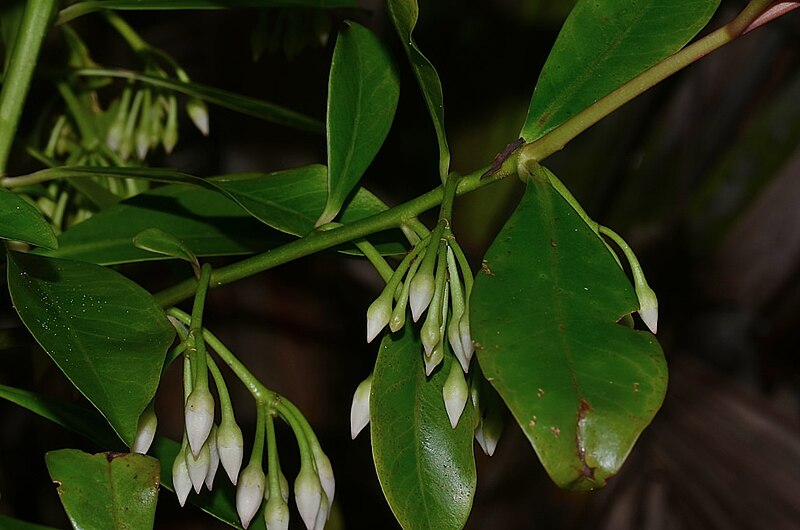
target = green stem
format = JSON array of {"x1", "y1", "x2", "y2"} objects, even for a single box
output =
[
  {"x1": 248, "y1": 402, "x2": 267, "y2": 467},
  {"x1": 103, "y1": 11, "x2": 149, "y2": 54},
  {"x1": 0, "y1": 0, "x2": 58, "y2": 174},
  {"x1": 189, "y1": 263, "x2": 212, "y2": 389},
  {"x1": 265, "y1": 413, "x2": 282, "y2": 493},
  {"x1": 520, "y1": 0, "x2": 780, "y2": 163}
]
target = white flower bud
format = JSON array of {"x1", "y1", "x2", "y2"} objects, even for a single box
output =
[
  {"x1": 186, "y1": 98, "x2": 210, "y2": 136},
  {"x1": 443, "y1": 363, "x2": 469, "y2": 428},
  {"x1": 409, "y1": 272, "x2": 435, "y2": 322},
  {"x1": 366, "y1": 295, "x2": 391, "y2": 343},
  {"x1": 217, "y1": 418, "x2": 244, "y2": 485},
  {"x1": 236, "y1": 462, "x2": 266, "y2": 529},
  {"x1": 424, "y1": 344, "x2": 444, "y2": 376},
  {"x1": 205, "y1": 425, "x2": 220, "y2": 490},
  {"x1": 132, "y1": 405, "x2": 157, "y2": 454},
  {"x1": 171, "y1": 451, "x2": 192, "y2": 507},
  {"x1": 186, "y1": 442, "x2": 210, "y2": 494},
  {"x1": 311, "y1": 445, "x2": 335, "y2": 505},
  {"x1": 264, "y1": 493, "x2": 290, "y2": 530},
  {"x1": 458, "y1": 315, "x2": 474, "y2": 369},
  {"x1": 294, "y1": 464, "x2": 322, "y2": 530},
  {"x1": 313, "y1": 491, "x2": 329, "y2": 530},
  {"x1": 185, "y1": 388, "x2": 215, "y2": 457},
  {"x1": 636, "y1": 283, "x2": 659, "y2": 334},
  {"x1": 350, "y1": 374, "x2": 372, "y2": 440},
  {"x1": 264, "y1": 468, "x2": 290, "y2": 502}
]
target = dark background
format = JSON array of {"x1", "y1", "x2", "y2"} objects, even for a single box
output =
[{"x1": 1, "y1": 1, "x2": 799, "y2": 528}]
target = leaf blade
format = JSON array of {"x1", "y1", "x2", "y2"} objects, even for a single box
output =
[
  {"x1": 0, "y1": 188, "x2": 58, "y2": 249},
  {"x1": 471, "y1": 174, "x2": 667, "y2": 490}
]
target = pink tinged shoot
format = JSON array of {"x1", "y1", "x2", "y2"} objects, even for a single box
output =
[
  {"x1": 185, "y1": 388, "x2": 215, "y2": 457},
  {"x1": 131, "y1": 405, "x2": 158, "y2": 454},
  {"x1": 236, "y1": 463, "x2": 267, "y2": 529},
  {"x1": 171, "y1": 451, "x2": 192, "y2": 507},
  {"x1": 217, "y1": 418, "x2": 245, "y2": 485},
  {"x1": 186, "y1": 442, "x2": 211, "y2": 494},
  {"x1": 443, "y1": 362, "x2": 469, "y2": 428},
  {"x1": 205, "y1": 425, "x2": 220, "y2": 490},
  {"x1": 294, "y1": 463, "x2": 323, "y2": 530},
  {"x1": 350, "y1": 374, "x2": 372, "y2": 439}
]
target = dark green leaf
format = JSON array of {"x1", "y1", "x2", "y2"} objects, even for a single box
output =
[
  {"x1": 133, "y1": 227, "x2": 200, "y2": 272},
  {"x1": 371, "y1": 325, "x2": 476, "y2": 530},
  {"x1": 7, "y1": 252, "x2": 176, "y2": 444},
  {"x1": 521, "y1": 0, "x2": 720, "y2": 141},
  {"x1": 0, "y1": 189, "x2": 58, "y2": 249},
  {"x1": 386, "y1": 0, "x2": 450, "y2": 179},
  {"x1": 73, "y1": 68, "x2": 323, "y2": 133},
  {"x1": 319, "y1": 21, "x2": 400, "y2": 225},
  {"x1": 58, "y1": 0, "x2": 355, "y2": 24},
  {"x1": 0, "y1": 514, "x2": 59, "y2": 530},
  {"x1": 45, "y1": 449, "x2": 159, "y2": 530},
  {"x1": 471, "y1": 174, "x2": 667, "y2": 490}
]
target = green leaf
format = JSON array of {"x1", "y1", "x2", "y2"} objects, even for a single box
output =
[
  {"x1": 521, "y1": 0, "x2": 720, "y2": 141},
  {"x1": 40, "y1": 184, "x2": 286, "y2": 265},
  {"x1": 73, "y1": 67, "x2": 323, "y2": 133},
  {"x1": 7, "y1": 252, "x2": 176, "y2": 445},
  {"x1": 386, "y1": 0, "x2": 450, "y2": 180},
  {"x1": 471, "y1": 174, "x2": 667, "y2": 491},
  {"x1": 371, "y1": 325, "x2": 476, "y2": 530},
  {"x1": 58, "y1": 0, "x2": 355, "y2": 24},
  {"x1": 45, "y1": 449, "x2": 159, "y2": 530},
  {"x1": 0, "y1": 514, "x2": 59, "y2": 530},
  {"x1": 133, "y1": 227, "x2": 200, "y2": 273},
  {"x1": 319, "y1": 21, "x2": 400, "y2": 226},
  {"x1": 0, "y1": 189, "x2": 58, "y2": 249}
]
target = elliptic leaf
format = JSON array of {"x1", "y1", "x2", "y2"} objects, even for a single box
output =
[
  {"x1": 471, "y1": 174, "x2": 667, "y2": 490},
  {"x1": 386, "y1": 0, "x2": 450, "y2": 180},
  {"x1": 521, "y1": 0, "x2": 720, "y2": 141},
  {"x1": 371, "y1": 325, "x2": 476, "y2": 530},
  {"x1": 319, "y1": 21, "x2": 400, "y2": 226},
  {"x1": 7, "y1": 252, "x2": 175, "y2": 444},
  {"x1": 133, "y1": 227, "x2": 200, "y2": 273},
  {"x1": 0, "y1": 188, "x2": 57, "y2": 249},
  {"x1": 45, "y1": 449, "x2": 159, "y2": 530}
]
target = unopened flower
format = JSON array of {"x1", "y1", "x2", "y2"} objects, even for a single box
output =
[
  {"x1": 264, "y1": 468, "x2": 290, "y2": 502},
  {"x1": 350, "y1": 374, "x2": 372, "y2": 440},
  {"x1": 424, "y1": 344, "x2": 444, "y2": 376},
  {"x1": 236, "y1": 462, "x2": 266, "y2": 529},
  {"x1": 217, "y1": 418, "x2": 245, "y2": 485},
  {"x1": 132, "y1": 404, "x2": 157, "y2": 454},
  {"x1": 171, "y1": 451, "x2": 192, "y2": 507},
  {"x1": 205, "y1": 425, "x2": 220, "y2": 490},
  {"x1": 313, "y1": 491, "x2": 329, "y2": 530},
  {"x1": 443, "y1": 363, "x2": 468, "y2": 428},
  {"x1": 186, "y1": 442, "x2": 211, "y2": 494},
  {"x1": 311, "y1": 445, "x2": 335, "y2": 505},
  {"x1": 294, "y1": 463, "x2": 322, "y2": 530},
  {"x1": 263, "y1": 492, "x2": 290, "y2": 530},
  {"x1": 366, "y1": 294, "x2": 391, "y2": 343},
  {"x1": 409, "y1": 271, "x2": 435, "y2": 322},
  {"x1": 186, "y1": 98, "x2": 209, "y2": 136},
  {"x1": 185, "y1": 388, "x2": 215, "y2": 457},
  {"x1": 636, "y1": 283, "x2": 659, "y2": 334}
]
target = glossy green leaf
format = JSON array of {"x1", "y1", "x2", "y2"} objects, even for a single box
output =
[
  {"x1": 40, "y1": 184, "x2": 285, "y2": 265},
  {"x1": 0, "y1": 188, "x2": 58, "y2": 249},
  {"x1": 0, "y1": 514, "x2": 59, "y2": 530},
  {"x1": 319, "y1": 21, "x2": 400, "y2": 226},
  {"x1": 386, "y1": 0, "x2": 450, "y2": 180},
  {"x1": 73, "y1": 67, "x2": 323, "y2": 133},
  {"x1": 0, "y1": 384, "x2": 253, "y2": 529},
  {"x1": 371, "y1": 325, "x2": 476, "y2": 530},
  {"x1": 7, "y1": 252, "x2": 176, "y2": 445},
  {"x1": 521, "y1": 0, "x2": 720, "y2": 141},
  {"x1": 133, "y1": 227, "x2": 200, "y2": 272},
  {"x1": 45, "y1": 449, "x2": 159, "y2": 530},
  {"x1": 471, "y1": 174, "x2": 667, "y2": 490}
]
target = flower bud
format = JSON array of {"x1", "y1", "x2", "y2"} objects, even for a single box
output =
[
  {"x1": 185, "y1": 387, "x2": 215, "y2": 457},
  {"x1": 205, "y1": 425, "x2": 220, "y2": 490},
  {"x1": 636, "y1": 283, "x2": 659, "y2": 334},
  {"x1": 186, "y1": 441, "x2": 211, "y2": 494},
  {"x1": 264, "y1": 493, "x2": 290, "y2": 530},
  {"x1": 366, "y1": 294, "x2": 391, "y2": 343},
  {"x1": 264, "y1": 468, "x2": 290, "y2": 502},
  {"x1": 294, "y1": 463, "x2": 322, "y2": 530},
  {"x1": 162, "y1": 95, "x2": 178, "y2": 153},
  {"x1": 171, "y1": 451, "x2": 192, "y2": 507},
  {"x1": 350, "y1": 374, "x2": 372, "y2": 440},
  {"x1": 458, "y1": 314, "x2": 474, "y2": 371},
  {"x1": 236, "y1": 462, "x2": 266, "y2": 529},
  {"x1": 313, "y1": 491, "x2": 329, "y2": 530},
  {"x1": 409, "y1": 271, "x2": 435, "y2": 322},
  {"x1": 132, "y1": 404, "x2": 157, "y2": 454},
  {"x1": 186, "y1": 98, "x2": 210, "y2": 136},
  {"x1": 443, "y1": 362, "x2": 468, "y2": 428},
  {"x1": 420, "y1": 310, "x2": 441, "y2": 357},
  {"x1": 311, "y1": 445, "x2": 335, "y2": 505},
  {"x1": 217, "y1": 418, "x2": 245, "y2": 485},
  {"x1": 424, "y1": 343, "x2": 444, "y2": 376}
]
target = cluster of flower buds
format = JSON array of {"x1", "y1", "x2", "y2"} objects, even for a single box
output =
[
  {"x1": 469, "y1": 375, "x2": 504, "y2": 456},
  {"x1": 362, "y1": 219, "x2": 477, "y2": 430}
]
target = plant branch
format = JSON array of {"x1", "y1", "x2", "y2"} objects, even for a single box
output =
[
  {"x1": 520, "y1": 0, "x2": 791, "y2": 163},
  {"x1": 0, "y1": 0, "x2": 58, "y2": 175}
]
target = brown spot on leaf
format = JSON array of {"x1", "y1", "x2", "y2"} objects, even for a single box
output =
[
  {"x1": 633, "y1": 382, "x2": 639, "y2": 393},
  {"x1": 537, "y1": 388, "x2": 545, "y2": 398},
  {"x1": 474, "y1": 342, "x2": 484, "y2": 350},
  {"x1": 551, "y1": 426, "x2": 560, "y2": 437},
  {"x1": 550, "y1": 239, "x2": 557, "y2": 247},
  {"x1": 528, "y1": 416, "x2": 537, "y2": 428},
  {"x1": 480, "y1": 261, "x2": 495, "y2": 276},
  {"x1": 104, "y1": 451, "x2": 126, "y2": 462}
]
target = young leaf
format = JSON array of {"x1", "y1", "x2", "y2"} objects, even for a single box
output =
[
  {"x1": 7, "y1": 252, "x2": 176, "y2": 445},
  {"x1": 471, "y1": 173, "x2": 667, "y2": 491},
  {"x1": 521, "y1": 0, "x2": 721, "y2": 142},
  {"x1": 386, "y1": 0, "x2": 450, "y2": 180},
  {"x1": 371, "y1": 325, "x2": 476, "y2": 530},
  {"x1": 133, "y1": 227, "x2": 200, "y2": 273},
  {"x1": 318, "y1": 21, "x2": 400, "y2": 226},
  {"x1": 0, "y1": 188, "x2": 58, "y2": 249},
  {"x1": 45, "y1": 449, "x2": 160, "y2": 530}
]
